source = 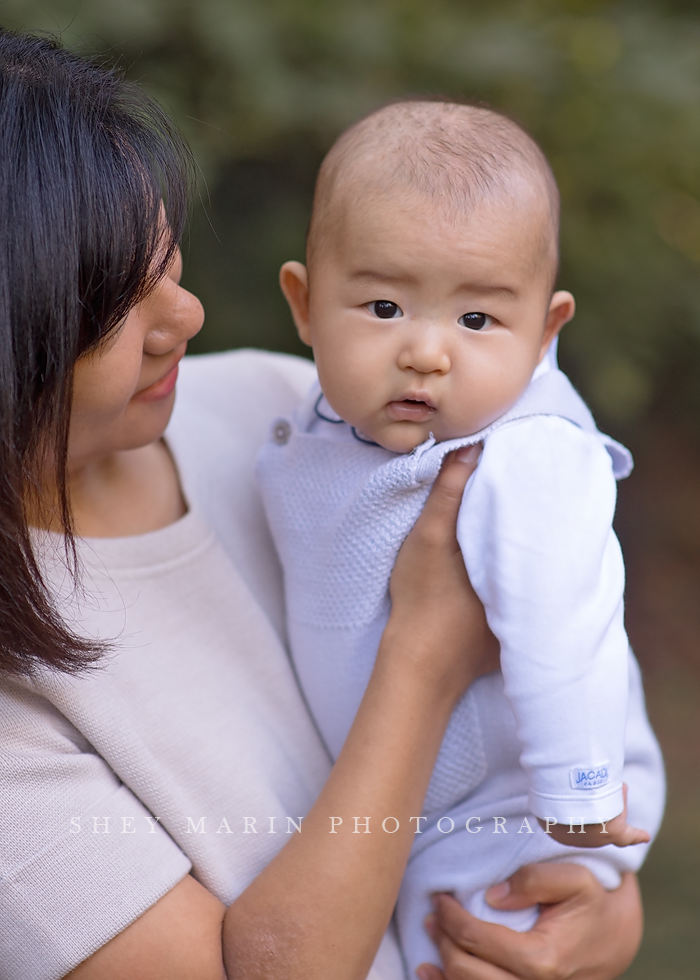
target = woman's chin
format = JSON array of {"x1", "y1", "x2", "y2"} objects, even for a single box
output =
[{"x1": 122, "y1": 391, "x2": 178, "y2": 452}]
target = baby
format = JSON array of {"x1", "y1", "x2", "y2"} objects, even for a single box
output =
[{"x1": 256, "y1": 100, "x2": 664, "y2": 974}]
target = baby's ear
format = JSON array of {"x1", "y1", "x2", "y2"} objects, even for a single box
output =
[
  {"x1": 279, "y1": 261, "x2": 311, "y2": 345},
  {"x1": 540, "y1": 290, "x2": 575, "y2": 360}
]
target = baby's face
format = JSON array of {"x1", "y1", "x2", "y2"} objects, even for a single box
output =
[{"x1": 284, "y1": 193, "x2": 574, "y2": 453}]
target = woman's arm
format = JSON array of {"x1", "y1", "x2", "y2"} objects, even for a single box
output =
[
  {"x1": 420, "y1": 864, "x2": 643, "y2": 980},
  {"x1": 69, "y1": 446, "x2": 498, "y2": 980},
  {"x1": 224, "y1": 448, "x2": 500, "y2": 980}
]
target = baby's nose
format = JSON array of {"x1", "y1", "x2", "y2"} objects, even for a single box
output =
[{"x1": 398, "y1": 331, "x2": 451, "y2": 374}]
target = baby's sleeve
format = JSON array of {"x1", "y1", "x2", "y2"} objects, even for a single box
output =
[{"x1": 457, "y1": 415, "x2": 628, "y2": 825}]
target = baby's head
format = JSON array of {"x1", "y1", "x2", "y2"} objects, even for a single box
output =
[{"x1": 281, "y1": 100, "x2": 575, "y2": 452}]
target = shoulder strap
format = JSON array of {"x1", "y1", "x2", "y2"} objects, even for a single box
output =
[
  {"x1": 489, "y1": 370, "x2": 633, "y2": 479},
  {"x1": 496, "y1": 370, "x2": 597, "y2": 433},
  {"x1": 413, "y1": 370, "x2": 633, "y2": 481},
  {"x1": 300, "y1": 372, "x2": 634, "y2": 481}
]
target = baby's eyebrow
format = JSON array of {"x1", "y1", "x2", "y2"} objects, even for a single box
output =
[
  {"x1": 462, "y1": 283, "x2": 518, "y2": 300},
  {"x1": 348, "y1": 269, "x2": 417, "y2": 286},
  {"x1": 348, "y1": 269, "x2": 518, "y2": 300}
]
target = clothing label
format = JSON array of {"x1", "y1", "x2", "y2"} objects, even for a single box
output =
[{"x1": 570, "y1": 765, "x2": 610, "y2": 790}]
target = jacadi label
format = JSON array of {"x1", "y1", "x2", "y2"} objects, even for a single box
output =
[{"x1": 570, "y1": 764, "x2": 610, "y2": 790}]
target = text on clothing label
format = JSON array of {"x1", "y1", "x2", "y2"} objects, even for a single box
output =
[{"x1": 570, "y1": 765, "x2": 610, "y2": 790}]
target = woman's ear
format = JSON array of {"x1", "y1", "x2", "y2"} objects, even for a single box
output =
[
  {"x1": 539, "y1": 290, "x2": 575, "y2": 361},
  {"x1": 279, "y1": 261, "x2": 312, "y2": 346}
]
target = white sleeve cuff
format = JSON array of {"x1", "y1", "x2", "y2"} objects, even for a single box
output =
[{"x1": 528, "y1": 784, "x2": 625, "y2": 826}]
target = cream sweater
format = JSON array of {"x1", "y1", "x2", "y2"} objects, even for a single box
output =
[{"x1": 0, "y1": 351, "x2": 402, "y2": 980}]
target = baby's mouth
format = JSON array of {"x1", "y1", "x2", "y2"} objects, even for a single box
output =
[{"x1": 386, "y1": 397, "x2": 436, "y2": 423}]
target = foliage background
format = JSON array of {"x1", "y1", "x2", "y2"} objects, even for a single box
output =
[{"x1": 1, "y1": 0, "x2": 700, "y2": 975}]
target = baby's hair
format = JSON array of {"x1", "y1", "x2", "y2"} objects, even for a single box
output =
[{"x1": 307, "y1": 99, "x2": 560, "y2": 289}]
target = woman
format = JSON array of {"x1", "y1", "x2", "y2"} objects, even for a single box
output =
[{"x1": 0, "y1": 29, "x2": 658, "y2": 980}]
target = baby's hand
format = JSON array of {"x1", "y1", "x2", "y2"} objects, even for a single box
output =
[
  {"x1": 538, "y1": 785, "x2": 651, "y2": 848},
  {"x1": 540, "y1": 814, "x2": 650, "y2": 848}
]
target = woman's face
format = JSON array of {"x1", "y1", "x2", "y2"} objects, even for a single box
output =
[{"x1": 68, "y1": 248, "x2": 204, "y2": 472}]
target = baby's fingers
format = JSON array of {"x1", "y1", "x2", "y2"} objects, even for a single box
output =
[
  {"x1": 606, "y1": 786, "x2": 650, "y2": 846},
  {"x1": 609, "y1": 823, "x2": 651, "y2": 847}
]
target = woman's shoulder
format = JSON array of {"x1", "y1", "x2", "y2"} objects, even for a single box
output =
[
  {"x1": 167, "y1": 346, "x2": 316, "y2": 501},
  {"x1": 168, "y1": 347, "x2": 316, "y2": 493},
  {"x1": 165, "y1": 350, "x2": 317, "y2": 632},
  {"x1": 176, "y1": 348, "x2": 316, "y2": 418}
]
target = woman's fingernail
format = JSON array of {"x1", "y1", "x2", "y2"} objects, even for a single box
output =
[
  {"x1": 431, "y1": 891, "x2": 449, "y2": 909},
  {"x1": 416, "y1": 967, "x2": 433, "y2": 980},
  {"x1": 424, "y1": 912, "x2": 436, "y2": 937},
  {"x1": 456, "y1": 444, "x2": 480, "y2": 463},
  {"x1": 486, "y1": 881, "x2": 511, "y2": 903}
]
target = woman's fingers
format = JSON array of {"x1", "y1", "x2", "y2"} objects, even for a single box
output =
[
  {"x1": 419, "y1": 952, "x2": 517, "y2": 980},
  {"x1": 386, "y1": 441, "x2": 497, "y2": 698},
  {"x1": 416, "y1": 963, "x2": 444, "y2": 980},
  {"x1": 419, "y1": 918, "x2": 518, "y2": 980},
  {"x1": 414, "y1": 446, "x2": 482, "y2": 549},
  {"x1": 438, "y1": 947, "x2": 520, "y2": 980},
  {"x1": 484, "y1": 862, "x2": 595, "y2": 911},
  {"x1": 430, "y1": 895, "x2": 547, "y2": 978},
  {"x1": 421, "y1": 918, "x2": 523, "y2": 980},
  {"x1": 389, "y1": 444, "x2": 480, "y2": 612},
  {"x1": 399, "y1": 443, "x2": 500, "y2": 682},
  {"x1": 391, "y1": 444, "x2": 482, "y2": 589},
  {"x1": 431, "y1": 867, "x2": 643, "y2": 980}
]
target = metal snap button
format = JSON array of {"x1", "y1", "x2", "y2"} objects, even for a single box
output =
[{"x1": 272, "y1": 419, "x2": 291, "y2": 445}]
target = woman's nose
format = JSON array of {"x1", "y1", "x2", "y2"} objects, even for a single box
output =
[
  {"x1": 144, "y1": 277, "x2": 205, "y2": 355},
  {"x1": 172, "y1": 285, "x2": 205, "y2": 345},
  {"x1": 397, "y1": 327, "x2": 451, "y2": 375}
]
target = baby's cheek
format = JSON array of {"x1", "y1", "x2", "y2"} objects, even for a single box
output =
[
  {"x1": 315, "y1": 371, "x2": 362, "y2": 428},
  {"x1": 437, "y1": 391, "x2": 501, "y2": 440},
  {"x1": 322, "y1": 355, "x2": 378, "y2": 416},
  {"x1": 463, "y1": 361, "x2": 531, "y2": 428}
]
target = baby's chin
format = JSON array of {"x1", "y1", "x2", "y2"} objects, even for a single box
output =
[{"x1": 371, "y1": 421, "x2": 480, "y2": 454}]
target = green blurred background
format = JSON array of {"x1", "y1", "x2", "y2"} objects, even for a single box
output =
[{"x1": 1, "y1": 0, "x2": 698, "y2": 974}]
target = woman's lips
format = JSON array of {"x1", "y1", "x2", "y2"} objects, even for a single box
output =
[
  {"x1": 386, "y1": 399, "x2": 436, "y2": 423},
  {"x1": 134, "y1": 362, "x2": 180, "y2": 403}
]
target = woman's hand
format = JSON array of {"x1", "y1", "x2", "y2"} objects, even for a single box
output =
[
  {"x1": 419, "y1": 864, "x2": 643, "y2": 980},
  {"x1": 385, "y1": 445, "x2": 500, "y2": 704}
]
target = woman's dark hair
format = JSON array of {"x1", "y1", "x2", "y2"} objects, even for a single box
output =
[{"x1": 0, "y1": 29, "x2": 195, "y2": 676}]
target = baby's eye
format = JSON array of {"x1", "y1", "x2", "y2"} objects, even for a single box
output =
[
  {"x1": 458, "y1": 312, "x2": 492, "y2": 330},
  {"x1": 368, "y1": 300, "x2": 403, "y2": 319}
]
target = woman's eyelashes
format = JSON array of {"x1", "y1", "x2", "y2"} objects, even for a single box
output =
[
  {"x1": 458, "y1": 312, "x2": 493, "y2": 330},
  {"x1": 368, "y1": 300, "x2": 403, "y2": 319}
]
